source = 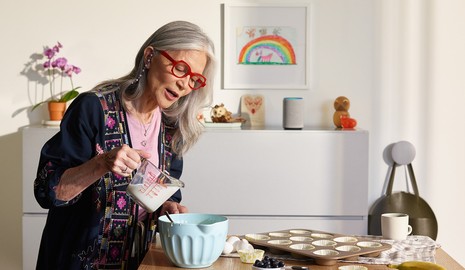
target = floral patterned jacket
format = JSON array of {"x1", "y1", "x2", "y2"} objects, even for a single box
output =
[{"x1": 34, "y1": 85, "x2": 182, "y2": 270}]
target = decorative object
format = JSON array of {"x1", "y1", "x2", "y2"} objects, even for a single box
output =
[
  {"x1": 223, "y1": 3, "x2": 311, "y2": 89},
  {"x1": 211, "y1": 103, "x2": 234, "y2": 123},
  {"x1": 210, "y1": 103, "x2": 245, "y2": 123},
  {"x1": 47, "y1": 101, "x2": 67, "y2": 121},
  {"x1": 241, "y1": 94, "x2": 265, "y2": 127},
  {"x1": 333, "y1": 96, "x2": 350, "y2": 128},
  {"x1": 31, "y1": 42, "x2": 81, "y2": 120},
  {"x1": 340, "y1": 115, "x2": 357, "y2": 129}
]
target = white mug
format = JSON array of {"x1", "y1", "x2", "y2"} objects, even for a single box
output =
[{"x1": 381, "y1": 213, "x2": 413, "y2": 240}]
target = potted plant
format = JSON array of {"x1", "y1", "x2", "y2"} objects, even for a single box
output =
[{"x1": 32, "y1": 42, "x2": 81, "y2": 121}]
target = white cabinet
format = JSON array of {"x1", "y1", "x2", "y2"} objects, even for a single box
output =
[
  {"x1": 22, "y1": 126, "x2": 58, "y2": 270},
  {"x1": 22, "y1": 215, "x2": 47, "y2": 270},
  {"x1": 181, "y1": 128, "x2": 369, "y2": 235},
  {"x1": 22, "y1": 126, "x2": 369, "y2": 269}
]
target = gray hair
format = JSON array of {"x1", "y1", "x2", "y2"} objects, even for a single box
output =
[{"x1": 97, "y1": 21, "x2": 216, "y2": 156}]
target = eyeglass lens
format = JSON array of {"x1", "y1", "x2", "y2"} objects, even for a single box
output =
[
  {"x1": 171, "y1": 63, "x2": 205, "y2": 90},
  {"x1": 159, "y1": 50, "x2": 206, "y2": 90}
]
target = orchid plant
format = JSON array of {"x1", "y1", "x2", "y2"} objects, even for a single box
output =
[{"x1": 32, "y1": 42, "x2": 81, "y2": 110}]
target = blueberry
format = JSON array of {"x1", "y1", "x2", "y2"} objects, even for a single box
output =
[{"x1": 253, "y1": 256, "x2": 286, "y2": 269}]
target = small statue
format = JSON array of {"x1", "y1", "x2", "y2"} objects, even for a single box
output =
[
  {"x1": 210, "y1": 103, "x2": 246, "y2": 123},
  {"x1": 333, "y1": 96, "x2": 350, "y2": 128},
  {"x1": 211, "y1": 103, "x2": 233, "y2": 123}
]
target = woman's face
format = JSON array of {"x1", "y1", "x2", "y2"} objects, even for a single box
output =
[{"x1": 144, "y1": 49, "x2": 207, "y2": 109}]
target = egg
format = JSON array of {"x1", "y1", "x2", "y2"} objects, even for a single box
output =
[
  {"x1": 234, "y1": 239, "x2": 254, "y2": 252},
  {"x1": 226, "y1": 236, "x2": 240, "y2": 245},
  {"x1": 226, "y1": 236, "x2": 241, "y2": 252},
  {"x1": 222, "y1": 241, "x2": 234, "y2": 255}
]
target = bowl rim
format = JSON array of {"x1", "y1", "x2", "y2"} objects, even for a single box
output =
[{"x1": 158, "y1": 213, "x2": 228, "y2": 225}]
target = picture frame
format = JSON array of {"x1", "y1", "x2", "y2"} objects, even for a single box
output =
[{"x1": 223, "y1": 3, "x2": 311, "y2": 90}]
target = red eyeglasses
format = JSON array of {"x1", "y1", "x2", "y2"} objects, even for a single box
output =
[{"x1": 158, "y1": 50, "x2": 207, "y2": 90}]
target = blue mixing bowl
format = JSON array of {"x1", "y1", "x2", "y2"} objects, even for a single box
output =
[{"x1": 158, "y1": 213, "x2": 229, "y2": 268}]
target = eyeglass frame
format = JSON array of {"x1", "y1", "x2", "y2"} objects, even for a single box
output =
[{"x1": 157, "y1": 50, "x2": 207, "y2": 90}]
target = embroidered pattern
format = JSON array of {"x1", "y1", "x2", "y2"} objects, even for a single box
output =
[
  {"x1": 107, "y1": 115, "x2": 116, "y2": 129},
  {"x1": 94, "y1": 87, "x2": 134, "y2": 269},
  {"x1": 113, "y1": 191, "x2": 130, "y2": 215}
]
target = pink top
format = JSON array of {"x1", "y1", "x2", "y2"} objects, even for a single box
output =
[{"x1": 126, "y1": 107, "x2": 162, "y2": 220}]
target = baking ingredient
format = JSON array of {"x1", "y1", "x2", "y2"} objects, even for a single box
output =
[
  {"x1": 222, "y1": 236, "x2": 253, "y2": 255},
  {"x1": 126, "y1": 184, "x2": 179, "y2": 213},
  {"x1": 226, "y1": 236, "x2": 241, "y2": 249},
  {"x1": 234, "y1": 239, "x2": 253, "y2": 252},
  {"x1": 253, "y1": 255, "x2": 285, "y2": 268},
  {"x1": 222, "y1": 242, "x2": 234, "y2": 255},
  {"x1": 223, "y1": 235, "x2": 241, "y2": 254},
  {"x1": 388, "y1": 261, "x2": 446, "y2": 270}
]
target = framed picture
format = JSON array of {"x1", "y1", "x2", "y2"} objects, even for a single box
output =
[{"x1": 223, "y1": 3, "x2": 311, "y2": 90}]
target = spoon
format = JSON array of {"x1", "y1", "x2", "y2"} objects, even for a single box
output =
[{"x1": 165, "y1": 212, "x2": 174, "y2": 223}]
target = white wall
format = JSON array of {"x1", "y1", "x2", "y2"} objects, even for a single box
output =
[{"x1": 0, "y1": 0, "x2": 463, "y2": 268}]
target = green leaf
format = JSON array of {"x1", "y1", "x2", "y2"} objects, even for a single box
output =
[
  {"x1": 31, "y1": 101, "x2": 47, "y2": 111},
  {"x1": 59, "y1": 87, "x2": 81, "y2": 102}
]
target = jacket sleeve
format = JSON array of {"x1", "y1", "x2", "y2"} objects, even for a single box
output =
[{"x1": 34, "y1": 93, "x2": 105, "y2": 209}]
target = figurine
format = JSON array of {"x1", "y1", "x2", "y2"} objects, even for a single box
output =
[
  {"x1": 340, "y1": 115, "x2": 357, "y2": 129},
  {"x1": 333, "y1": 96, "x2": 350, "y2": 128},
  {"x1": 211, "y1": 103, "x2": 233, "y2": 123},
  {"x1": 210, "y1": 103, "x2": 246, "y2": 123}
]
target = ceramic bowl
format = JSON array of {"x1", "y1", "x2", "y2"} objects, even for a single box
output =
[{"x1": 158, "y1": 213, "x2": 228, "y2": 268}]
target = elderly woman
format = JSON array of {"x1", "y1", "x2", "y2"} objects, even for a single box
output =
[{"x1": 34, "y1": 21, "x2": 216, "y2": 270}]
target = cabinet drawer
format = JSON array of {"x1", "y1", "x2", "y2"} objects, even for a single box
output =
[{"x1": 182, "y1": 129, "x2": 368, "y2": 216}]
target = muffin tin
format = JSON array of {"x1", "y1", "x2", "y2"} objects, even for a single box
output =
[{"x1": 242, "y1": 229, "x2": 391, "y2": 266}]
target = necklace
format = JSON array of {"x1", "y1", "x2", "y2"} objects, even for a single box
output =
[
  {"x1": 141, "y1": 121, "x2": 150, "y2": 146},
  {"x1": 135, "y1": 111, "x2": 154, "y2": 147}
]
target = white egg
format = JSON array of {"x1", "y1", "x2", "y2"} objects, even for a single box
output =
[
  {"x1": 234, "y1": 239, "x2": 253, "y2": 252},
  {"x1": 226, "y1": 236, "x2": 240, "y2": 245},
  {"x1": 226, "y1": 236, "x2": 241, "y2": 252},
  {"x1": 222, "y1": 241, "x2": 234, "y2": 255}
]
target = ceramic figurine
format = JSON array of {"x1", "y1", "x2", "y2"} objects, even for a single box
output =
[
  {"x1": 211, "y1": 103, "x2": 233, "y2": 123},
  {"x1": 333, "y1": 96, "x2": 351, "y2": 128},
  {"x1": 210, "y1": 103, "x2": 246, "y2": 123},
  {"x1": 340, "y1": 115, "x2": 357, "y2": 129}
]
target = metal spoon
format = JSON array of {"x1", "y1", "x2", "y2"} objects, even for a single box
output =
[{"x1": 165, "y1": 212, "x2": 174, "y2": 223}]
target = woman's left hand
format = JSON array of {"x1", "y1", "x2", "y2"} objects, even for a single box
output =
[{"x1": 160, "y1": 200, "x2": 188, "y2": 215}]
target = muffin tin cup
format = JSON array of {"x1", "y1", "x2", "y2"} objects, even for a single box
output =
[{"x1": 241, "y1": 229, "x2": 391, "y2": 266}]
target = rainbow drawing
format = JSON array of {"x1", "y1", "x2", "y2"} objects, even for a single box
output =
[{"x1": 238, "y1": 35, "x2": 296, "y2": 65}]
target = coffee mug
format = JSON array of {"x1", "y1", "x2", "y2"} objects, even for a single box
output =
[{"x1": 381, "y1": 213, "x2": 413, "y2": 240}]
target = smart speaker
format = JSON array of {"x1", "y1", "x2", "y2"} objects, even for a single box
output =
[{"x1": 283, "y1": 97, "x2": 304, "y2": 130}]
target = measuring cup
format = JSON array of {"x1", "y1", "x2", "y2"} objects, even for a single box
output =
[{"x1": 126, "y1": 158, "x2": 185, "y2": 213}]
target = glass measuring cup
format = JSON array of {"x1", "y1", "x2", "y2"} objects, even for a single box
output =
[{"x1": 126, "y1": 158, "x2": 185, "y2": 213}]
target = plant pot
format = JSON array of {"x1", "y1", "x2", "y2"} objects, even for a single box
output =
[{"x1": 48, "y1": 101, "x2": 67, "y2": 121}]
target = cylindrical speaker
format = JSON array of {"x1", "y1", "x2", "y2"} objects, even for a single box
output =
[{"x1": 283, "y1": 97, "x2": 304, "y2": 130}]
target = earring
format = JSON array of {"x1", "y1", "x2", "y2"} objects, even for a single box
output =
[
  {"x1": 132, "y1": 52, "x2": 154, "y2": 85},
  {"x1": 145, "y1": 52, "x2": 153, "y2": 68}
]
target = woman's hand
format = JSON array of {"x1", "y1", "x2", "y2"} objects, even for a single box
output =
[
  {"x1": 104, "y1": 144, "x2": 151, "y2": 176},
  {"x1": 160, "y1": 201, "x2": 188, "y2": 215},
  {"x1": 57, "y1": 144, "x2": 150, "y2": 201}
]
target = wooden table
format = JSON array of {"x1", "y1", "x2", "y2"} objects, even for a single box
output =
[{"x1": 139, "y1": 243, "x2": 464, "y2": 270}]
